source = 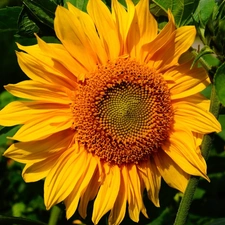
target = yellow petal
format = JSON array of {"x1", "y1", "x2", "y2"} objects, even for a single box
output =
[
  {"x1": 126, "y1": 164, "x2": 147, "y2": 223},
  {"x1": 17, "y1": 49, "x2": 55, "y2": 85},
  {"x1": 78, "y1": 168, "x2": 101, "y2": 218},
  {"x1": 167, "y1": 63, "x2": 209, "y2": 99},
  {"x1": 22, "y1": 155, "x2": 59, "y2": 182},
  {"x1": 11, "y1": 112, "x2": 72, "y2": 142},
  {"x1": 92, "y1": 164, "x2": 120, "y2": 224},
  {"x1": 172, "y1": 93, "x2": 210, "y2": 110},
  {"x1": 5, "y1": 80, "x2": 71, "y2": 104},
  {"x1": 112, "y1": 0, "x2": 135, "y2": 54},
  {"x1": 148, "y1": 25, "x2": 196, "y2": 70},
  {"x1": 108, "y1": 166, "x2": 127, "y2": 225},
  {"x1": 143, "y1": 10, "x2": 175, "y2": 62},
  {"x1": 4, "y1": 129, "x2": 74, "y2": 163},
  {"x1": 162, "y1": 126, "x2": 209, "y2": 181},
  {"x1": 135, "y1": 0, "x2": 157, "y2": 42},
  {"x1": 137, "y1": 158, "x2": 161, "y2": 207},
  {"x1": 17, "y1": 44, "x2": 81, "y2": 86},
  {"x1": 65, "y1": 153, "x2": 98, "y2": 219},
  {"x1": 0, "y1": 101, "x2": 69, "y2": 126},
  {"x1": 67, "y1": 3, "x2": 108, "y2": 65},
  {"x1": 33, "y1": 35, "x2": 87, "y2": 81},
  {"x1": 127, "y1": 0, "x2": 157, "y2": 59},
  {"x1": 87, "y1": 0, "x2": 121, "y2": 59},
  {"x1": 54, "y1": 6, "x2": 98, "y2": 71},
  {"x1": 44, "y1": 146, "x2": 88, "y2": 209},
  {"x1": 112, "y1": 0, "x2": 129, "y2": 41},
  {"x1": 173, "y1": 102, "x2": 221, "y2": 133},
  {"x1": 153, "y1": 151, "x2": 190, "y2": 193}
]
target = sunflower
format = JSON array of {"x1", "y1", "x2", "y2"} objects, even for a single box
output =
[{"x1": 0, "y1": 0, "x2": 221, "y2": 224}]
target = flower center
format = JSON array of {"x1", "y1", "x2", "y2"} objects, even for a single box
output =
[
  {"x1": 97, "y1": 82, "x2": 155, "y2": 142},
  {"x1": 71, "y1": 58, "x2": 173, "y2": 165}
]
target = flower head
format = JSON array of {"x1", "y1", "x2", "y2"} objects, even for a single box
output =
[{"x1": 0, "y1": 0, "x2": 221, "y2": 224}]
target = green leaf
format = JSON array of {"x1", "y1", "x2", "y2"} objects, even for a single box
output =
[
  {"x1": 18, "y1": 0, "x2": 58, "y2": 37},
  {"x1": 193, "y1": 187, "x2": 206, "y2": 200},
  {"x1": 64, "y1": 0, "x2": 88, "y2": 11},
  {"x1": 22, "y1": 0, "x2": 57, "y2": 29},
  {"x1": 217, "y1": 114, "x2": 225, "y2": 141},
  {"x1": 205, "y1": 1, "x2": 225, "y2": 57},
  {"x1": 12, "y1": 202, "x2": 26, "y2": 217},
  {"x1": 193, "y1": 0, "x2": 216, "y2": 26},
  {"x1": 201, "y1": 53, "x2": 221, "y2": 68},
  {"x1": 191, "y1": 45, "x2": 214, "y2": 69},
  {"x1": 0, "y1": 6, "x2": 21, "y2": 32},
  {"x1": 147, "y1": 207, "x2": 171, "y2": 225},
  {"x1": 0, "y1": 7, "x2": 29, "y2": 91},
  {"x1": 201, "y1": 84, "x2": 211, "y2": 99},
  {"x1": 18, "y1": 6, "x2": 40, "y2": 37},
  {"x1": 0, "y1": 126, "x2": 20, "y2": 146},
  {"x1": 151, "y1": 0, "x2": 199, "y2": 26},
  {"x1": 214, "y1": 62, "x2": 225, "y2": 106},
  {"x1": 0, "y1": 91, "x2": 17, "y2": 109},
  {"x1": 207, "y1": 218, "x2": 225, "y2": 225},
  {"x1": 0, "y1": 215, "x2": 47, "y2": 225},
  {"x1": 0, "y1": 0, "x2": 22, "y2": 8}
]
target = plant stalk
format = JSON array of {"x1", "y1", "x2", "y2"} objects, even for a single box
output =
[
  {"x1": 48, "y1": 206, "x2": 62, "y2": 225},
  {"x1": 173, "y1": 82, "x2": 220, "y2": 225}
]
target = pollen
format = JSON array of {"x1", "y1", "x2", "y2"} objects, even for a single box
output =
[{"x1": 71, "y1": 57, "x2": 174, "y2": 164}]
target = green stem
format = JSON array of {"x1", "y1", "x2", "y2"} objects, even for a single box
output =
[
  {"x1": 173, "y1": 176, "x2": 200, "y2": 225},
  {"x1": 48, "y1": 206, "x2": 62, "y2": 225},
  {"x1": 201, "y1": 85, "x2": 221, "y2": 159},
  {"x1": 173, "y1": 77, "x2": 220, "y2": 224},
  {"x1": 0, "y1": 215, "x2": 47, "y2": 225}
]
